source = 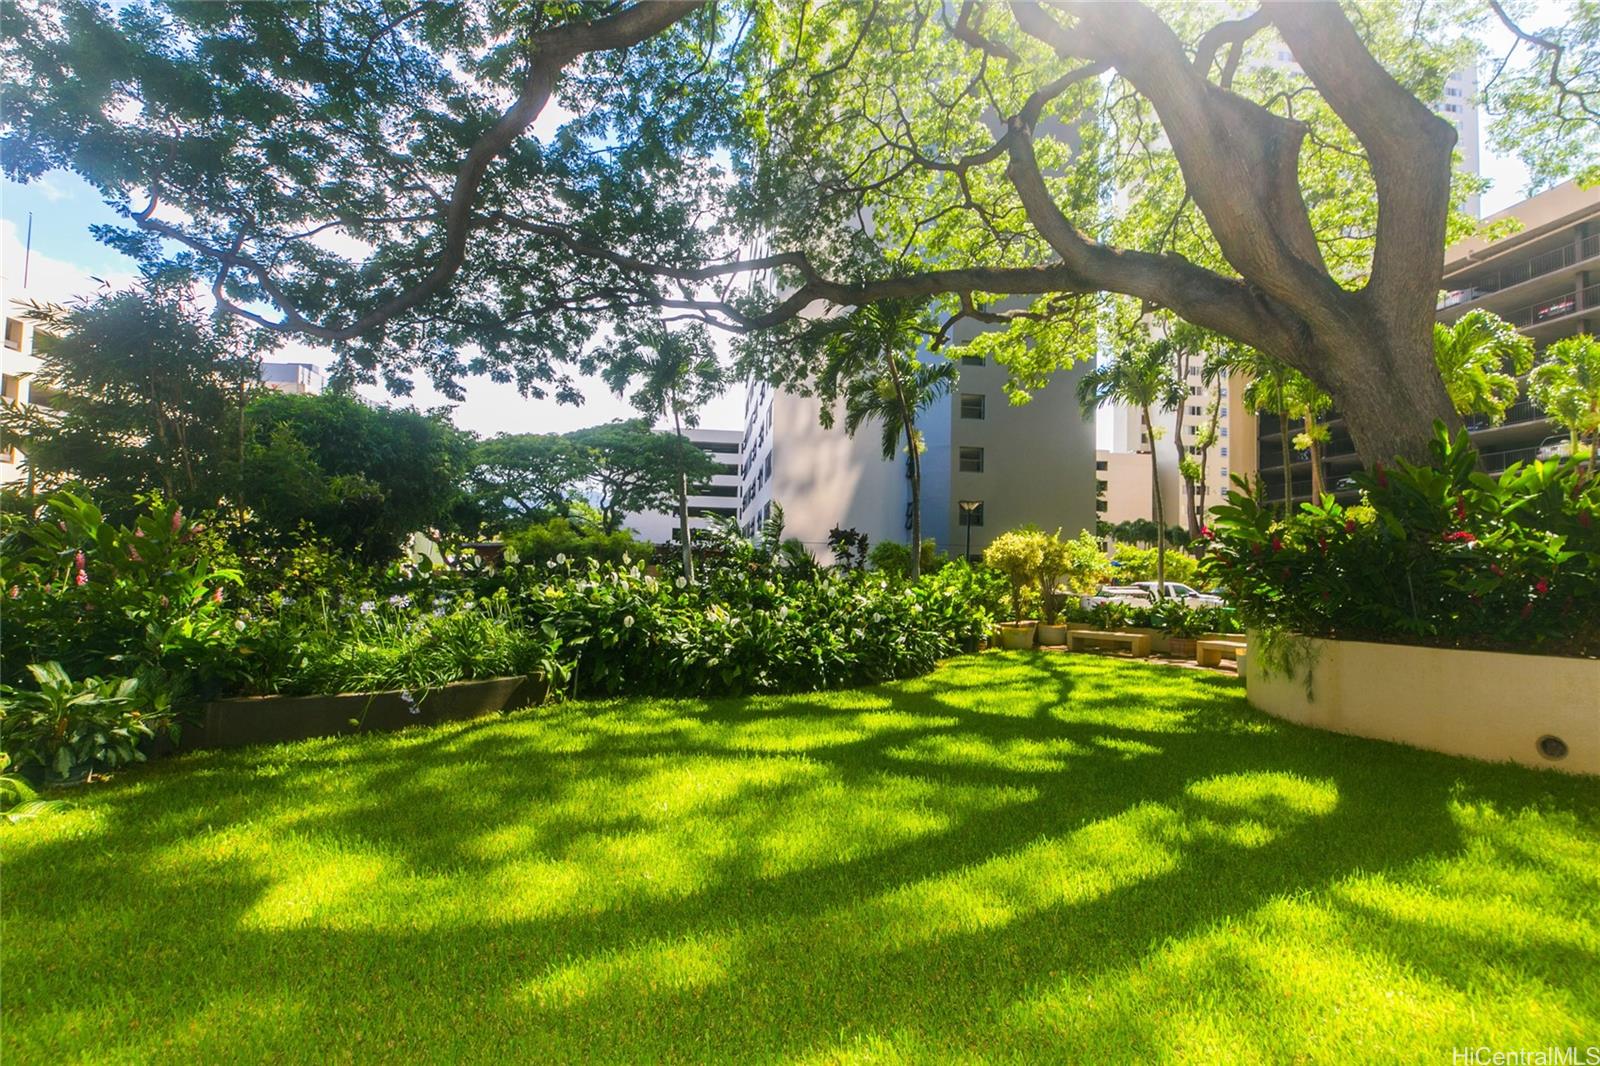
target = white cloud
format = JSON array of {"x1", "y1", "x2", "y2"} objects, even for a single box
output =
[{"x1": 0, "y1": 219, "x2": 138, "y2": 309}]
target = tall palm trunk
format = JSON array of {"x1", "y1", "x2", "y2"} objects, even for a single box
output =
[
  {"x1": 1144, "y1": 405, "x2": 1165, "y2": 596},
  {"x1": 1279, "y1": 407, "x2": 1294, "y2": 517},
  {"x1": 884, "y1": 352, "x2": 921, "y2": 580},
  {"x1": 670, "y1": 399, "x2": 694, "y2": 585},
  {"x1": 1306, "y1": 416, "x2": 1325, "y2": 501}
]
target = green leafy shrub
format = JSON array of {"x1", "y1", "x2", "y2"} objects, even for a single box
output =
[
  {"x1": 0, "y1": 663, "x2": 168, "y2": 780},
  {"x1": 1203, "y1": 425, "x2": 1600, "y2": 655},
  {"x1": 0, "y1": 491, "x2": 247, "y2": 706},
  {"x1": 867, "y1": 538, "x2": 946, "y2": 579},
  {"x1": 1108, "y1": 545, "x2": 1201, "y2": 585},
  {"x1": 983, "y1": 531, "x2": 1045, "y2": 622},
  {"x1": 504, "y1": 517, "x2": 646, "y2": 569}
]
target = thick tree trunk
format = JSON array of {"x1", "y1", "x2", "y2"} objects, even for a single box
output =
[{"x1": 1314, "y1": 334, "x2": 1462, "y2": 466}]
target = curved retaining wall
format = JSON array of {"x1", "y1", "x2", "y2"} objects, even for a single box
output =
[{"x1": 1245, "y1": 635, "x2": 1599, "y2": 776}]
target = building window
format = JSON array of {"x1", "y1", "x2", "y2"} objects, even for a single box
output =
[
  {"x1": 1095, "y1": 459, "x2": 1107, "y2": 471},
  {"x1": 1189, "y1": 385, "x2": 1203, "y2": 396},
  {"x1": 1446, "y1": 86, "x2": 1461, "y2": 97},
  {"x1": 1, "y1": 373, "x2": 19, "y2": 402},
  {"x1": 1220, "y1": 467, "x2": 1229, "y2": 479},
  {"x1": 1220, "y1": 445, "x2": 1229, "y2": 457},
  {"x1": 1096, "y1": 499, "x2": 1108, "y2": 513},
  {"x1": 1096, "y1": 479, "x2": 1107, "y2": 493},
  {"x1": 1220, "y1": 426, "x2": 1228, "y2": 437},
  {"x1": 958, "y1": 501, "x2": 985, "y2": 527},
  {"x1": 1443, "y1": 103, "x2": 1460, "y2": 113},
  {"x1": 3, "y1": 318, "x2": 22, "y2": 351},
  {"x1": 961, "y1": 354, "x2": 984, "y2": 366},
  {"x1": 1188, "y1": 405, "x2": 1203, "y2": 416},
  {"x1": 1220, "y1": 386, "x2": 1228, "y2": 398},
  {"x1": 1220, "y1": 407, "x2": 1228, "y2": 419},
  {"x1": 959, "y1": 393, "x2": 986, "y2": 419},
  {"x1": 959, "y1": 446, "x2": 984, "y2": 473}
]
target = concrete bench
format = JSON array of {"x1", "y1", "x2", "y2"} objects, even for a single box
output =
[
  {"x1": 1196, "y1": 639, "x2": 1248, "y2": 668},
  {"x1": 1067, "y1": 629, "x2": 1152, "y2": 657}
]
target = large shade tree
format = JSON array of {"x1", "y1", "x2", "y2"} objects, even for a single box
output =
[{"x1": 3, "y1": 0, "x2": 1584, "y2": 465}]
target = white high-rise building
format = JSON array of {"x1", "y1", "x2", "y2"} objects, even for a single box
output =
[
  {"x1": 1, "y1": 311, "x2": 42, "y2": 487},
  {"x1": 620, "y1": 427, "x2": 742, "y2": 542},
  {"x1": 739, "y1": 350, "x2": 1098, "y2": 562}
]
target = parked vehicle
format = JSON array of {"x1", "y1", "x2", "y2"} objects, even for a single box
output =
[
  {"x1": 1129, "y1": 581, "x2": 1226, "y2": 607},
  {"x1": 1536, "y1": 436, "x2": 1572, "y2": 460},
  {"x1": 1085, "y1": 585, "x2": 1155, "y2": 607}
]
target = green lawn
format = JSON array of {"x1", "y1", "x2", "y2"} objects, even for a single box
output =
[{"x1": 5, "y1": 653, "x2": 1598, "y2": 1064}]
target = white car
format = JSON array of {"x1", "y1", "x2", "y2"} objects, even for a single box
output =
[
  {"x1": 1085, "y1": 585, "x2": 1155, "y2": 607},
  {"x1": 1129, "y1": 581, "x2": 1226, "y2": 607},
  {"x1": 1536, "y1": 435, "x2": 1573, "y2": 460}
]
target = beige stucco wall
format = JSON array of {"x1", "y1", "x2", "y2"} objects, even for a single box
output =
[{"x1": 1246, "y1": 635, "x2": 1600, "y2": 776}]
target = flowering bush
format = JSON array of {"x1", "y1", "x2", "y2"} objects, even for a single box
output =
[
  {"x1": 0, "y1": 492, "x2": 247, "y2": 706},
  {"x1": 1202, "y1": 425, "x2": 1600, "y2": 655},
  {"x1": 0, "y1": 663, "x2": 169, "y2": 780}
]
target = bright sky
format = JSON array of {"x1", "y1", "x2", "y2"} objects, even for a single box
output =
[{"x1": 0, "y1": 95, "x2": 1533, "y2": 440}]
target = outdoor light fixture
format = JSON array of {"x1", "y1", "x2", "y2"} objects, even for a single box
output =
[
  {"x1": 1537, "y1": 735, "x2": 1569, "y2": 761},
  {"x1": 959, "y1": 500, "x2": 982, "y2": 561}
]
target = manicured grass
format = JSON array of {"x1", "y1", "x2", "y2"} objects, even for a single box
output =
[{"x1": 5, "y1": 653, "x2": 1598, "y2": 1063}]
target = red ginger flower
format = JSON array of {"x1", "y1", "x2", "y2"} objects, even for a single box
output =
[
  {"x1": 1535, "y1": 578, "x2": 1549, "y2": 595},
  {"x1": 1344, "y1": 519, "x2": 1357, "y2": 533},
  {"x1": 1444, "y1": 531, "x2": 1476, "y2": 543}
]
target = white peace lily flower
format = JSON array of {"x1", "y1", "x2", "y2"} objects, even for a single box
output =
[
  {"x1": 555, "y1": 553, "x2": 567, "y2": 565},
  {"x1": 777, "y1": 605, "x2": 789, "y2": 620},
  {"x1": 676, "y1": 576, "x2": 688, "y2": 589},
  {"x1": 623, "y1": 614, "x2": 635, "y2": 628}
]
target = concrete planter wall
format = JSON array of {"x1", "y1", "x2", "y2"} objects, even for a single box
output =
[
  {"x1": 203, "y1": 674, "x2": 546, "y2": 750},
  {"x1": 1245, "y1": 633, "x2": 1599, "y2": 776}
]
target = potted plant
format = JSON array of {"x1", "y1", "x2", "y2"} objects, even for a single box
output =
[
  {"x1": 1154, "y1": 602, "x2": 1205, "y2": 659},
  {"x1": 1034, "y1": 531, "x2": 1071, "y2": 645},
  {"x1": 983, "y1": 530, "x2": 1044, "y2": 649}
]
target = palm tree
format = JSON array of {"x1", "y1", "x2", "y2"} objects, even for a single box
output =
[
  {"x1": 815, "y1": 300, "x2": 953, "y2": 580},
  {"x1": 1434, "y1": 310, "x2": 1535, "y2": 425},
  {"x1": 599, "y1": 322, "x2": 725, "y2": 584},
  {"x1": 1529, "y1": 334, "x2": 1600, "y2": 479},
  {"x1": 1077, "y1": 340, "x2": 1182, "y2": 594},
  {"x1": 1284, "y1": 371, "x2": 1334, "y2": 502},
  {"x1": 1241, "y1": 358, "x2": 1297, "y2": 516}
]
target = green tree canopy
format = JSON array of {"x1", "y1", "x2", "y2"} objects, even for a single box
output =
[
  {"x1": 0, "y1": 279, "x2": 271, "y2": 516},
  {"x1": 464, "y1": 433, "x2": 593, "y2": 532},
  {"x1": 565, "y1": 419, "x2": 721, "y2": 535},
  {"x1": 4, "y1": 0, "x2": 1588, "y2": 465},
  {"x1": 241, "y1": 392, "x2": 473, "y2": 560}
]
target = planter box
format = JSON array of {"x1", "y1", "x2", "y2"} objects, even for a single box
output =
[
  {"x1": 203, "y1": 674, "x2": 545, "y2": 750},
  {"x1": 1036, "y1": 622, "x2": 1073, "y2": 646},
  {"x1": 1245, "y1": 633, "x2": 1599, "y2": 776},
  {"x1": 996, "y1": 622, "x2": 1038, "y2": 650}
]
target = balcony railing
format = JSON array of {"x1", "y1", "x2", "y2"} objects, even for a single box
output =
[
  {"x1": 1498, "y1": 282, "x2": 1600, "y2": 329},
  {"x1": 1463, "y1": 399, "x2": 1549, "y2": 431},
  {"x1": 1440, "y1": 232, "x2": 1600, "y2": 310}
]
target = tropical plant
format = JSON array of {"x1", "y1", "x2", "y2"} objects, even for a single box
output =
[
  {"x1": 1285, "y1": 371, "x2": 1334, "y2": 503},
  {"x1": 0, "y1": 754, "x2": 73, "y2": 822},
  {"x1": 983, "y1": 530, "x2": 1045, "y2": 623},
  {"x1": 1108, "y1": 545, "x2": 1201, "y2": 587},
  {"x1": 0, "y1": 491, "x2": 246, "y2": 705},
  {"x1": 1036, "y1": 529, "x2": 1110, "y2": 624},
  {"x1": 0, "y1": 663, "x2": 166, "y2": 780},
  {"x1": 503, "y1": 516, "x2": 645, "y2": 570},
  {"x1": 814, "y1": 299, "x2": 957, "y2": 580},
  {"x1": 1433, "y1": 310, "x2": 1536, "y2": 426},
  {"x1": 596, "y1": 322, "x2": 727, "y2": 583},
  {"x1": 827, "y1": 527, "x2": 871, "y2": 571},
  {"x1": 1077, "y1": 341, "x2": 1182, "y2": 591},
  {"x1": 1203, "y1": 424, "x2": 1600, "y2": 655},
  {"x1": 1529, "y1": 334, "x2": 1600, "y2": 477}
]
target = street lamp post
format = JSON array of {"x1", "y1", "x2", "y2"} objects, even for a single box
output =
[{"x1": 958, "y1": 500, "x2": 981, "y2": 561}]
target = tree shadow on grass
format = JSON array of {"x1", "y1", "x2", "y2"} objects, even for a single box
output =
[{"x1": 5, "y1": 652, "x2": 1598, "y2": 1061}]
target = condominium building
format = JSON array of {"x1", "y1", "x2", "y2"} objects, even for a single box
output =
[
  {"x1": 260, "y1": 361, "x2": 325, "y2": 395},
  {"x1": 739, "y1": 352, "x2": 1097, "y2": 561},
  {"x1": 1254, "y1": 178, "x2": 1600, "y2": 506},
  {"x1": 1, "y1": 311, "x2": 42, "y2": 486},
  {"x1": 621, "y1": 427, "x2": 742, "y2": 542}
]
